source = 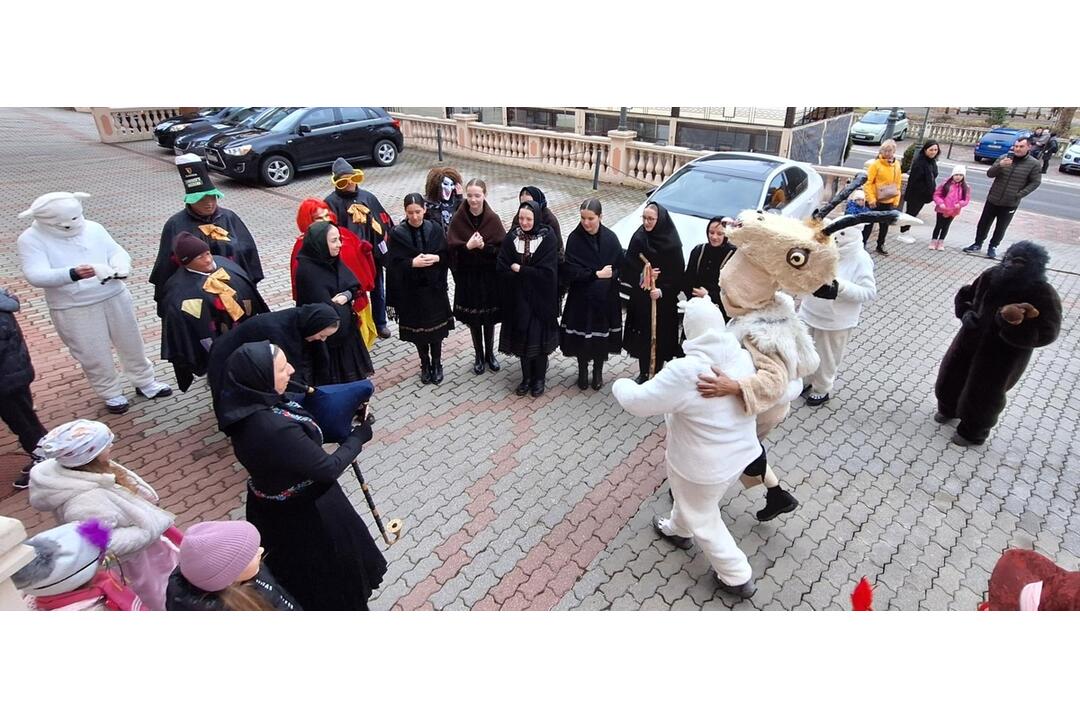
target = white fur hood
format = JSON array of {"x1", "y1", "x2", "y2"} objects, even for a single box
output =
[{"x1": 727, "y1": 292, "x2": 819, "y2": 379}]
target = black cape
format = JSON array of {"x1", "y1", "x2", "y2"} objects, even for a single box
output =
[
  {"x1": 684, "y1": 241, "x2": 737, "y2": 322},
  {"x1": 160, "y1": 256, "x2": 269, "y2": 392},
  {"x1": 497, "y1": 202, "x2": 560, "y2": 358},
  {"x1": 207, "y1": 305, "x2": 341, "y2": 431},
  {"x1": 620, "y1": 204, "x2": 686, "y2": 364},
  {"x1": 387, "y1": 219, "x2": 454, "y2": 344},
  {"x1": 559, "y1": 222, "x2": 625, "y2": 359},
  {"x1": 935, "y1": 264, "x2": 1061, "y2": 442},
  {"x1": 151, "y1": 206, "x2": 264, "y2": 315},
  {"x1": 324, "y1": 188, "x2": 394, "y2": 263},
  {"x1": 220, "y1": 342, "x2": 387, "y2": 611},
  {"x1": 446, "y1": 201, "x2": 504, "y2": 327},
  {"x1": 294, "y1": 226, "x2": 373, "y2": 384}
]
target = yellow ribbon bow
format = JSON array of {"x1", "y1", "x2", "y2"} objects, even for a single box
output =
[
  {"x1": 198, "y1": 224, "x2": 230, "y2": 242},
  {"x1": 347, "y1": 203, "x2": 370, "y2": 225},
  {"x1": 202, "y1": 267, "x2": 245, "y2": 322}
]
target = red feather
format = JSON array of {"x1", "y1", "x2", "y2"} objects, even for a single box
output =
[{"x1": 851, "y1": 577, "x2": 874, "y2": 611}]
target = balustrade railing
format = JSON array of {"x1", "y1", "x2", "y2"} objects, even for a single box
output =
[{"x1": 91, "y1": 107, "x2": 181, "y2": 143}]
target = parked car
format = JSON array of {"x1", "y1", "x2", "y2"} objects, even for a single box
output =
[
  {"x1": 849, "y1": 109, "x2": 909, "y2": 144},
  {"x1": 204, "y1": 106, "x2": 404, "y2": 187},
  {"x1": 1058, "y1": 139, "x2": 1080, "y2": 173},
  {"x1": 609, "y1": 152, "x2": 825, "y2": 263},
  {"x1": 974, "y1": 128, "x2": 1030, "y2": 163},
  {"x1": 173, "y1": 107, "x2": 268, "y2": 157},
  {"x1": 153, "y1": 108, "x2": 226, "y2": 149}
]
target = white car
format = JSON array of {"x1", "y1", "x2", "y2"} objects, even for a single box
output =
[
  {"x1": 849, "y1": 108, "x2": 909, "y2": 144},
  {"x1": 1059, "y1": 140, "x2": 1080, "y2": 174},
  {"x1": 610, "y1": 152, "x2": 825, "y2": 263}
]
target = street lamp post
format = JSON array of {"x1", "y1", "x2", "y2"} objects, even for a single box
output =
[
  {"x1": 618, "y1": 107, "x2": 628, "y2": 132},
  {"x1": 883, "y1": 106, "x2": 899, "y2": 143}
]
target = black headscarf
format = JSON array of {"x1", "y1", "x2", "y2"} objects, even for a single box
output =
[
  {"x1": 298, "y1": 221, "x2": 336, "y2": 266},
  {"x1": 217, "y1": 341, "x2": 286, "y2": 431},
  {"x1": 516, "y1": 201, "x2": 546, "y2": 240},
  {"x1": 637, "y1": 202, "x2": 681, "y2": 254},
  {"x1": 520, "y1": 186, "x2": 548, "y2": 212}
]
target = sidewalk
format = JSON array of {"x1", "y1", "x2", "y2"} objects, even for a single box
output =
[{"x1": 2, "y1": 108, "x2": 1077, "y2": 611}]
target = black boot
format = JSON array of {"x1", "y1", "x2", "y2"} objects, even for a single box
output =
[
  {"x1": 530, "y1": 356, "x2": 547, "y2": 397},
  {"x1": 483, "y1": 323, "x2": 500, "y2": 372},
  {"x1": 515, "y1": 358, "x2": 531, "y2": 396},
  {"x1": 430, "y1": 341, "x2": 444, "y2": 384},
  {"x1": 417, "y1": 344, "x2": 432, "y2": 384},
  {"x1": 635, "y1": 357, "x2": 650, "y2": 384},
  {"x1": 470, "y1": 326, "x2": 485, "y2": 375},
  {"x1": 591, "y1": 358, "x2": 604, "y2": 390},
  {"x1": 577, "y1": 358, "x2": 590, "y2": 390},
  {"x1": 757, "y1": 484, "x2": 799, "y2": 522}
]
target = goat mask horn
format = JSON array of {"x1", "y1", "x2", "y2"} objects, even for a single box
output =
[
  {"x1": 821, "y1": 210, "x2": 922, "y2": 236},
  {"x1": 812, "y1": 172, "x2": 868, "y2": 221}
]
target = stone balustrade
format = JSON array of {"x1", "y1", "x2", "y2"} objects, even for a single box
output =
[
  {"x1": 906, "y1": 122, "x2": 993, "y2": 146},
  {"x1": 91, "y1": 107, "x2": 181, "y2": 144}
]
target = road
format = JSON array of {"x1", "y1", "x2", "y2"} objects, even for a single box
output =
[{"x1": 845, "y1": 145, "x2": 1080, "y2": 222}]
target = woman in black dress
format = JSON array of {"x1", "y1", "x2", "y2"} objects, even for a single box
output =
[
  {"x1": 447, "y1": 178, "x2": 504, "y2": 375},
  {"x1": 684, "y1": 216, "x2": 737, "y2": 322},
  {"x1": 497, "y1": 201, "x2": 560, "y2": 397},
  {"x1": 387, "y1": 193, "x2": 454, "y2": 384},
  {"x1": 218, "y1": 341, "x2": 386, "y2": 611},
  {"x1": 510, "y1": 186, "x2": 563, "y2": 253},
  {"x1": 621, "y1": 202, "x2": 685, "y2": 383},
  {"x1": 559, "y1": 199, "x2": 624, "y2": 390},
  {"x1": 294, "y1": 221, "x2": 373, "y2": 384}
]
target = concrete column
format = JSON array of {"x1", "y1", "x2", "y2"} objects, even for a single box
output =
[
  {"x1": 575, "y1": 109, "x2": 586, "y2": 135},
  {"x1": 0, "y1": 516, "x2": 34, "y2": 611},
  {"x1": 452, "y1": 113, "x2": 479, "y2": 150},
  {"x1": 604, "y1": 130, "x2": 637, "y2": 184}
]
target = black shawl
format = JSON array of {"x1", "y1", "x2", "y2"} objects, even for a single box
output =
[
  {"x1": 294, "y1": 222, "x2": 361, "y2": 352},
  {"x1": 497, "y1": 201, "x2": 560, "y2": 324},
  {"x1": 621, "y1": 203, "x2": 685, "y2": 299},
  {"x1": 510, "y1": 186, "x2": 563, "y2": 251},
  {"x1": 447, "y1": 201, "x2": 504, "y2": 270},
  {"x1": 216, "y1": 341, "x2": 287, "y2": 432}
]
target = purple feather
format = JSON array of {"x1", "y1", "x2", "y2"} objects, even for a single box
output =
[{"x1": 76, "y1": 519, "x2": 111, "y2": 553}]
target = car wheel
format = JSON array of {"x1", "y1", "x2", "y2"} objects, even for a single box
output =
[
  {"x1": 260, "y1": 155, "x2": 294, "y2": 186},
  {"x1": 373, "y1": 140, "x2": 398, "y2": 167},
  {"x1": 898, "y1": 128, "x2": 907, "y2": 140}
]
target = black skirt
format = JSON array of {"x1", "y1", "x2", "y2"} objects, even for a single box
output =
[
  {"x1": 452, "y1": 265, "x2": 501, "y2": 327},
  {"x1": 316, "y1": 311, "x2": 373, "y2": 384}
]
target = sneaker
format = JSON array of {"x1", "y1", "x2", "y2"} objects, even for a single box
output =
[
  {"x1": 986, "y1": 248, "x2": 997, "y2": 260},
  {"x1": 806, "y1": 392, "x2": 829, "y2": 407},
  {"x1": 717, "y1": 576, "x2": 757, "y2": 600},
  {"x1": 756, "y1": 486, "x2": 799, "y2": 522},
  {"x1": 897, "y1": 232, "x2": 915, "y2": 244},
  {"x1": 136, "y1": 382, "x2": 172, "y2": 399},
  {"x1": 929, "y1": 241, "x2": 938, "y2": 250},
  {"x1": 652, "y1": 516, "x2": 693, "y2": 550},
  {"x1": 105, "y1": 396, "x2": 130, "y2": 414},
  {"x1": 377, "y1": 327, "x2": 392, "y2": 340},
  {"x1": 936, "y1": 241, "x2": 946, "y2": 251},
  {"x1": 962, "y1": 244, "x2": 981, "y2": 254}
]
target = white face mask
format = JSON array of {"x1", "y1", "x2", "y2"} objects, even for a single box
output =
[
  {"x1": 441, "y1": 177, "x2": 455, "y2": 201},
  {"x1": 21, "y1": 193, "x2": 90, "y2": 238}
]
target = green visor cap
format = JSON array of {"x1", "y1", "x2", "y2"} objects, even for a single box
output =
[{"x1": 184, "y1": 189, "x2": 225, "y2": 205}]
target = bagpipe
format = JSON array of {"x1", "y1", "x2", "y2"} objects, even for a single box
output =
[{"x1": 290, "y1": 378, "x2": 404, "y2": 546}]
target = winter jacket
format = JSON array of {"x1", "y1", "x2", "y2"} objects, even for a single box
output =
[
  {"x1": 933, "y1": 180, "x2": 971, "y2": 218},
  {"x1": 904, "y1": 153, "x2": 939, "y2": 205},
  {"x1": 986, "y1": 153, "x2": 1042, "y2": 207},
  {"x1": 864, "y1": 157, "x2": 904, "y2": 207},
  {"x1": 166, "y1": 567, "x2": 301, "y2": 611},
  {"x1": 612, "y1": 323, "x2": 761, "y2": 485},
  {"x1": 0, "y1": 288, "x2": 35, "y2": 394},
  {"x1": 28, "y1": 459, "x2": 174, "y2": 557},
  {"x1": 17, "y1": 220, "x2": 132, "y2": 310},
  {"x1": 798, "y1": 234, "x2": 877, "y2": 331}
]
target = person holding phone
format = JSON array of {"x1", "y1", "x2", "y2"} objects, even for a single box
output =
[{"x1": 963, "y1": 136, "x2": 1042, "y2": 260}]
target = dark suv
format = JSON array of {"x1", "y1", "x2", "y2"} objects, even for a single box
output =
[{"x1": 204, "y1": 106, "x2": 404, "y2": 187}]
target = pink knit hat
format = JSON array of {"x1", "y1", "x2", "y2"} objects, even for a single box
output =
[{"x1": 179, "y1": 521, "x2": 260, "y2": 592}]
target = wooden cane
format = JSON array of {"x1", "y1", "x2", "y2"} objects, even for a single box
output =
[
  {"x1": 639, "y1": 253, "x2": 657, "y2": 378},
  {"x1": 351, "y1": 461, "x2": 403, "y2": 547}
]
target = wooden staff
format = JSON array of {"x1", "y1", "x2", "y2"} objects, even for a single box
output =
[
  {"x1": 351, "y1": 461, "x2": 403, "y2": 547},
  {"x1": 639, "y1": 253, "x2": 657, "y2": 378}
]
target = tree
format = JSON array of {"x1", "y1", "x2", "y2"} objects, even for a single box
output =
[{"x1": 1051, "y1": 107, "x2": 1076, "y2": 137}]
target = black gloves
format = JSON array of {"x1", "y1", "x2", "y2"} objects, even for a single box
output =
[
  {"x1": 812, "y1": 280, "x2": 839, "y2": 300},
  {"x1": 350, "y1": 420, "x2": 374, "y2": 445}
]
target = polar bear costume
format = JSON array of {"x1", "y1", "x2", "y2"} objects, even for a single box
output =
[{"x1": 17, "y1": 192, "x2": 170, "y2": 411}]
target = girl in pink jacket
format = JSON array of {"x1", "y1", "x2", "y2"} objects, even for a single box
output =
[{"x1": 930, "y1": 165, "x2": 971, "y2": 250}]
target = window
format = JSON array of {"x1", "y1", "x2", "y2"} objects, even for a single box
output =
[
  {"x1": 340, "y1": 107, "x2": 373, "y2": 123},
  {"x1": 584, "y1": 113, "x2": 669, "y2": 144},
  {"x1": 783, "y1": 167, "x2": 808, "y2": 200},
  {"x1": 674, "y1": 121, "x2": 780, "y2": 154},
  {"x1": 506, "y1": 107, "x2": 576, "y2": 133},
  {"x1": 302, "y1": 107, "x2": 338, "y2": 130},
  {"x1": 763, "y1": 174, "x2": 789, "y2": 211}
]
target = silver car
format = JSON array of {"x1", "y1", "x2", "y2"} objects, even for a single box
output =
[{"x1": 849, "y1": 109, "x2": 909, "y2": 144}]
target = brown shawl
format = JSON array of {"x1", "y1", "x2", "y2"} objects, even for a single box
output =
[{"x1": 447, "y1": 200, "x2": 505, "y2": 270}]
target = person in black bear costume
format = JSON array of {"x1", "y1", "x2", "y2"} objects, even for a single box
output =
[{"x1": 934, "y1": 241, "x2": 1062, "y2": 446}]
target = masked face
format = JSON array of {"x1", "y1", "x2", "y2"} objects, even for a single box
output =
[
  {"x1": 441, "y1": 176, "x2": 455, "y2": 201},
  {"x1": 32, "y1": 196, "x2": 87, "y2": 238}
]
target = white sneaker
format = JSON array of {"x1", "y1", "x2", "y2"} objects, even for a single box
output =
[
  {"x1": 897, "y1": 232, "x2": 916, "y2": 244},
  {"x1": 136, "y1": 381, "x2": 173, "y2": 399},
  {"x1": 105, "y1": 396, "x2": 130, "y2": 414}
]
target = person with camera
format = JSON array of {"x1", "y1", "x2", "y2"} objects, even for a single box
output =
[
  {"x1": 963, "y1": 136, "x2": 1042, "y2": 260},
  {"x1": 216, "y1": 340, "x2": 387, "y2": 611}
]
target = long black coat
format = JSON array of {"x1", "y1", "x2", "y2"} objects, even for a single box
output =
[
  {"x1": 151, "y1": 206, "x2": 264, "y2": 315},
  {"x1": 904, "y1": 152, "x2": 939, "y2": 205},
  {"x1": 683, "y1": 241, "x2": 737, "y2": 321},
  {"x1": 232, "y1": 406, "x2": 387, "y2": 611},
  {"x1": 497, "y1": 226, "x2": 560, "y2": 358},
  {"x1": 294, "y1": 255, "x2": 373, "y2": 384},
  {"x1": 386, "y1": 220, "x2": 454, "y2": 344},
  {"x1": 0, "y1": 289, "x2": 34, "y2": 395},
  {"x1": 559, "y1": 223, "x2": 624, "y2": 359},
  {"x1": 935, "y1": 266, "x2": 1062, "y2": 441},
  {"x1": 621, "y1": 220, "x2": 685, "y2": 365}
]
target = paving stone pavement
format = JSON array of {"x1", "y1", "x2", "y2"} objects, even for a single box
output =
[{"x1": 1, "y1": 107, "x2": 1078, "y2": 611}]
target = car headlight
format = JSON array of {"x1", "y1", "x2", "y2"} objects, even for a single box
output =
[
  {"x1": 169, "y1": 123, "x2": 190, "y2": 132},
  {"x1": 224, "y1": 145, "x2": 252, "y2": 156}
]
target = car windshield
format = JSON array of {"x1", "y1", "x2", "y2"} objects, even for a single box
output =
[
  {"x1": 860, "y1": 111, "x2": 890, "y2": 124},
  {"x1": 219, "y1": 106, "x2": 252, "y2": 122},
  {"x1": 984, "y1": 132, "x2": 1018, "y2": 142},
  {"x1": 250, "y1": 107, "x2": 303, "y2": 131},
  {"x1": 649, "y1": 166, "x2": 764, "y2": 219}
]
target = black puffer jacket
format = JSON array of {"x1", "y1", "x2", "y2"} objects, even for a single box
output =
[
  {"x1": 0, "y1": 288, "x2": 35, "y2": 395},
  {"x1": 986, "y1": 153, "x2": 1042, "y2": 207},
  {"x1": 165, "y1": 567, "x2": 301, "y2": 611}
]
